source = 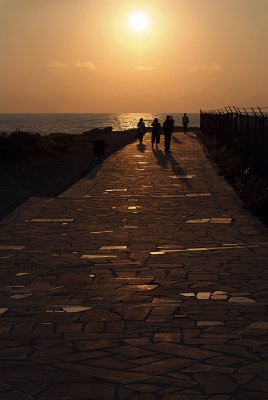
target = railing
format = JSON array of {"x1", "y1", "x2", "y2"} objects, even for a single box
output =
[{"x1": 200, "y1": 106, "x2": 268, "y2": 179}]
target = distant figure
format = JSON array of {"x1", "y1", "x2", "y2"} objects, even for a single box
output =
[
  {"x1": 137, "y1": 118, "x2": 146, "y2": 144},
  {"x1": 170, "y1": 115, "x2": 175, "y2": 133},
  {"x1": 182, "y1": 113, "x2": 189, "y2": 134},
  {"x1": 163, "y1": 115, "x2": 172, "y2": 153},
  {"x1": 151, "y1": 118, "x2": 161, "y2": 149}
]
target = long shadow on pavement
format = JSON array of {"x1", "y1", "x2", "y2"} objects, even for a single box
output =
[{"x1": 152, "y1": 149, "x2": 192, "y2": 189}]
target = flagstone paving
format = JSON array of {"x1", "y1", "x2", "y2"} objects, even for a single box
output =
[{"x1": 0, "y1": 132, "x2": 268, "y2": 399}]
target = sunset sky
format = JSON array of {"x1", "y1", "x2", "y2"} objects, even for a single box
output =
[{"x1": 0, "y1": 0, "x2": 267, "y2": 113}]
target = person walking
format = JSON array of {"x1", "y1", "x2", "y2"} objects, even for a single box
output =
[
  {"x1": 163, "y1": 115, "x2": 172, "y2": 153},
  {"x1": 151, "y1": 117, "x2": 161, "y2": 149},
  {"x1": 137, "y1": 118, "x2": 146, "y2": 144},
  {"x1": 182, "y1": 113, "x2": 189, "y2": 134}
]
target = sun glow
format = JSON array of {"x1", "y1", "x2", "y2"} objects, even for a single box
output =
[{"x1": 129, "y1": 12, "x2": 148, "y2": 32}]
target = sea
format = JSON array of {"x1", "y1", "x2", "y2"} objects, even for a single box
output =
[{"x1": 0, "y1": 113, "x2": 200, "y2": 136}]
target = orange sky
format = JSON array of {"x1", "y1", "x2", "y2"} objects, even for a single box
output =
[{"x1": 0, "y1": 0, "x2": 267, "y2": 112}]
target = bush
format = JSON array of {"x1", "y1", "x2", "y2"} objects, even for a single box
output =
[{"x1": 199, "y1": 131, "x2": 268, "y2": 222}]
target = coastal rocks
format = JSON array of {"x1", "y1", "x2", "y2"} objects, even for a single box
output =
[{"x1": 83, "y1": 126, "x2": 113, "y2": 135}]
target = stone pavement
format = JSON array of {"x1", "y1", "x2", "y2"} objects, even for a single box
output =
[{"x1": 0, "y1": 132, "x2": 268, "y2": 399}]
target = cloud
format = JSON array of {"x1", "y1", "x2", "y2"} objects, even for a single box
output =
[
  {"x1": 75, "y1": 62, "x2": 98, "y2": 71},
  {"x1": 190, "y1": 63, "x2": 222, "y2": 72},
  {"x1": 48, "y1": 61, "x2": 66, "y2": 68},
  {"x1": 135, "y1": 65, "x2": 154, "y2": 71}
]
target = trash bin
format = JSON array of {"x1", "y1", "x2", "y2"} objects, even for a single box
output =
[{"x1": 93, "y1": 140, "x2": 105, "y2": 158}]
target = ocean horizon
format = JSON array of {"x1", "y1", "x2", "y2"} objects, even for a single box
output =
[{"x1": 0, "y1": 113, "x2": 200, "y2": 135}]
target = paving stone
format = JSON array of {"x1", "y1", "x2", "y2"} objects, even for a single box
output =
[
  {"x1": 56, "y1": 323, "x2": 84, "y2": 332},
  {"x1": 38, "y1": 382, "x2": 115, "y2": 399},
  {"x1": 55, "y1": 361, "x2": 155, "y2": 383},
  {"x1": 130, "y1": 357, "x2": 194, "y2": 374},
  {"x1": 1, "y1": 132, "x2": 268, "y2": 398},
  {"x1": 0, "y1": 382, "x2": 10, "y2": 393},
  {"x1": 146, "y1": 343, "x2": 221, "y2": 359},
  {"x1": 75, "y1": 339, "x2": 118, "y2": 351},
  {"x1": 237, "y1": 393, "x2": 268, "y2": 400},
  {"x1": 238, "y1": 361, "x2": 268, "y2": 373},
  {"x1": 195, "y1": 373, "x2": 237, "y2": 393},
  {"x1": 0, "y1": 392, "x2": 32, "y2": 400},
  {"x1": 0, "y1": 347, "x2": 32, "y2": 360},
  {"x1": 247, "y1": 321, "x2": 268, "y2": 329},
  {"x1": 163, "y1": 396, "x2": 206, "y2": 400},
  {"x1": 153, "y1": 332, "x2": 182, "y2": 342}
]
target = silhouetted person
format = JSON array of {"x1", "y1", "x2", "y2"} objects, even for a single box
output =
[
  {"x1": 170, "y1": 115, "x2": 175, "y2": 133},
  {"x1": 151, "y1": 117, "x2": 161, "y2": 149},
  {"x1": 163, "y1": 115, "x2": 172, "y2": 153},
  {"x1": 182, "y1": 113, "x2": 189, "y2": 134},
  {"x1": 137, "y1": 118, "x2": 146, "y2": 144}
]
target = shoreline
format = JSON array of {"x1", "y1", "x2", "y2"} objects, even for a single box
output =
[{"x1": 0, "y1": 130, "x2": 137, "y2": 220}]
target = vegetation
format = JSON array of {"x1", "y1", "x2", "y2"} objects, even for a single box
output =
[{"x1": 199, "y1": 131, "x2": 268, "y2": 224}]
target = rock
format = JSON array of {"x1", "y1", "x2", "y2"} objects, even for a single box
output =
[{"x1": 83, "y1": 126, "x2": 113, "y2": 135}]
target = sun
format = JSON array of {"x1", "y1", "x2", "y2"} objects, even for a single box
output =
[{"x1": 129, "y1": 12, "x2": 148, "y2": 32}]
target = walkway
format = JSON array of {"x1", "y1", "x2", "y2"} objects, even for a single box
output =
[{"x1": 0, "y1": 132, "x2": 268, "y2": 399}]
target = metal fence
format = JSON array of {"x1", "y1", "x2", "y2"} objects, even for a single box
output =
[{"x1": 200, "y1": 107, "x2": 268, "y2": 179}]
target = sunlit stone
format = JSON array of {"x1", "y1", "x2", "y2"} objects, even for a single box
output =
[
  {"x1": 136, "y1": 285, "x2": 157, "y2": 291},
  {"x1": 81, "y1": 254, "x2": 118, "y2": 259},
  {"x1": 99, "y1": 246, "x2": 127, "y2": 251},
  {"x1": 212, "y1": 291, "x2": 227, "y2": 295},
  {"x1": 5, "y1": 285, "x2": 25, "y2": 288},
  {"x1": 105, "y1": 189, "x2": 127, "y2": 192},
  {"x1": 47, "y1": 286, "x2": 64, "y2": 292},
  {"x1": 53, "y1": 218, "x2": 74, "y2": 222},
  {"x1": 210, "y1": 218, "x2": 232, "y2": 224},
  {"x1": 15, "y1": 273, "x2": 29, "y2": 276},
  {"x1": 180, "y1": 292, "x2": 195, "y2": 297},
  {"x1": 0, "y1": 255, "x2": 14, "y2": 259},
  {"x1": 0, "y1": 246, "x2": 25, "y2": 251},
  {"x1": 186, "y1": 219, "x2": 210, "y2": 224},
  {"x1": 30, "y1": 219, "x2": 52, "y2": 222},
  {"x1": 62, "y1": 306, "x2": 92, "y2": 313},
  {"x1": 197, "y1": 292, "x2": 211, "y2": 300},
  {"x1": 211, "y1": 294, "x2": 228, "y2": 300},
  {"x1": 11, "y1": 294, "x2": 32, "y2": 299},
  {"x1": 188, "y1": 247, "x2": 209, "y2": 251},
  {"x1": 90, "y1": 231, "x2": 114, "y2": 234},
  {"x1": 229, "y1": 297, "x2": 256, "y2": 303}
]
